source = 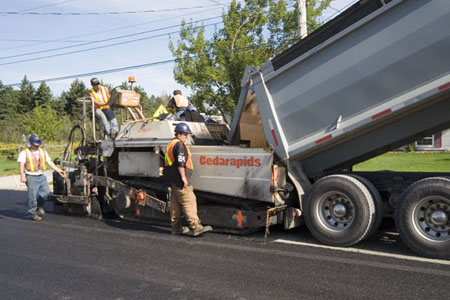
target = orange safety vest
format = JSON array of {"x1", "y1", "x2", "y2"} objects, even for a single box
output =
[
  {"x1": 89, "y1": 85, "x2": 110, "y2": 110},
  {"x1": 164, "y1": 138, "x2": 193, "y2": 170},
  {"x1": 25, "y1": 148, "x2": 46, "y2": 172},
  {"x1": 173, "y1": 94, "x2": 189, "y2": 108}
]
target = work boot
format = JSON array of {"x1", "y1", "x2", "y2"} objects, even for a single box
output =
[
  {"x1": 172, "y1": 226, "x2": 190, "y2": 235},
  {"x1": 110, "y1": 131, "x2": 118, "y2": 140},
  {"x1": 37, "y1": 207, "x2": 45, "y2": 216},
  {"x1": 30, "y1": 214, "x2": 42, "y2": 221},
  {"x1": 190, "y1": 224, "x2": 212, "y2": 237}
]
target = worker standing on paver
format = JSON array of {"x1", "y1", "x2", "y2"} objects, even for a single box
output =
[
  {"x1": 88, "y1": 77, "x2": 119, "y2": 139},
  {"x1": 164, "y1": 123, "x2": 212, "y2": 236},
  {"x1": 167, "y1": 90, "x2": 190, "y2": 121},
  {"x1": 17, "y1": 134, "x2": 66, "y2": 221}
]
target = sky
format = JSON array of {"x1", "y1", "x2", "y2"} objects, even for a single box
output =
[{"x1": 0, "y1": 0, "x2": 356, "y2": 98}]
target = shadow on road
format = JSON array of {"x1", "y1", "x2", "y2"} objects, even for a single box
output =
[
  {"x1": 102, "y1": 218, "x2": 170, "y2": 235},
  {"x1": 0, "y1": 190, "x2": 29, "y2": 220}
]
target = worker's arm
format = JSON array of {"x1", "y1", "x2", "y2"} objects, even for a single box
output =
[
  {"x1": 177, "y1": 166, "x2": 188, "y2": 188},
  {"x1": 19, "y1": 162, "x2": 26, "y2": 183},
  {"x1": 167, "y1": 98, "x2": 176, "y2": 114},
  {"x1": 47, "y1": 159, "x2": 66, "y2": 178}
]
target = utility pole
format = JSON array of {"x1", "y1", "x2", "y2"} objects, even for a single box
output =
[{"x1": 297, "y1": 0, "x2": 307, "y2": 39}]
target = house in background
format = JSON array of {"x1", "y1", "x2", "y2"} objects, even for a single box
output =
[{"x1": 415, "y1": 129, "x2": 450, "y2": 151}]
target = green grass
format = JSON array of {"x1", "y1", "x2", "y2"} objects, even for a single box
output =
[
  {"x1": 353, "y1": 152, "x2": 450, "y2": 172},
  {"x1": 0, "y1": 158, "x2": 21, "y2": 177}
]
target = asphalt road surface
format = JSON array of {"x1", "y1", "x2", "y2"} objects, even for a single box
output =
[{"x1": 1, "y1": 189, "x2": 449, "y2": 300}]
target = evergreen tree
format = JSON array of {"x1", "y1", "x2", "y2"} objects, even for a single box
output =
[
  {"x1": 17, "y1": 75, "x2": 36, "y2": 114},
  {"x1": 62, "y1": 79, "x2": 87, "y2": 118},
  {"x1": 34, "y1": 81, "x2": 53, "y2": 108},
  {"x1": 0, "y1": 80, "x2": 19, "y2": 121},
  {"x1": 1, "y1": 88, "x2": 18, "y2": 121}
]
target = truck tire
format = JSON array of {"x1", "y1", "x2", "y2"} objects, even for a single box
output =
[
  {"x1": 395, "y1": 177, "x2": 450, "y2": 259},
  {"x1": 304, "y1": 174, "x2": 375, "y2": 247},
  {"x1": 349, "y1": 175, "x2": 384, "y2": 239}
]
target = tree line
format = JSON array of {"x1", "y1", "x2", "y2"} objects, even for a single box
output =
[
  {"x1": 0, "y1": 77, "x2": 168, "y2": 144},
  {"x1": 0, "y1": 0, "x2": 331, "y2": 144}
]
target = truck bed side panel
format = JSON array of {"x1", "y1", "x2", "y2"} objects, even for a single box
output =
[{"x1": 251, "y1": 0, "x2": 450, "y2": 173}]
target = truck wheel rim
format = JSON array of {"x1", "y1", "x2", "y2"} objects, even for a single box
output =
[
  {"x1": 316, "y1": 191, "x2": 354, "y2": 231},
  {"x1": 412, "y1": 196, "x2": 450, "y2": 242}
]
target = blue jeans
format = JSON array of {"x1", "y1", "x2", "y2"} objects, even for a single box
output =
[
  {"x1": 167, "y1": 109, "x2": 186, "y2": 121},
  {"x1": 26, "y1": 174, "x2": 50, "y2": 216},
  {"x1": 95, "y1": 109, "x2": 118, "y2": 136}
]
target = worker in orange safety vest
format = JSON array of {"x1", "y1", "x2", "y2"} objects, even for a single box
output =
[
  {"x1": 88, "y1": 77, "x2": 119, "y2": 139},
  {"x1": 17, "y1": 134, "x2": 66, "y2": 221},
  {"x1": 167, "y1": 89, "x2": 190, "y2": 121},
  {"x1": 163, "y1": 123, "x2": 212, "y2": 236}
]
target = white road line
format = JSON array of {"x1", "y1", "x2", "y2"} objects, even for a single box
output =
[{"x1": 273, "y1": 239, "x2": 450, "y2": 266}]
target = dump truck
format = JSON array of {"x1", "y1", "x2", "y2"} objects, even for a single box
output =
[{"x1": 51, "y1": 0, "x2": 450, "y2": 259}]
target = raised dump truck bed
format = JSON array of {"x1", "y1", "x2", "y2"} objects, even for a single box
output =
[{"x1": 230, "y1": 0, "x2": 450, "y2": 177}]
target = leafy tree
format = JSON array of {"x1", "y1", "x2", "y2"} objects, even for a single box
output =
[
  {"x1": 62, "y1": 79, "x2": 87, "y2": 118},
  {"x1": 170, "y1": 0, "x2": 330, "y2": 119},
  {"x1": 34, "y1": 81, "x2": 53, "y2": 108},
  {"x1": 17, "y1": 75, "x2": 36, "y2": 114},
  {"x1": 23, "y1": 104, "x2": 63, "y2": 142}
]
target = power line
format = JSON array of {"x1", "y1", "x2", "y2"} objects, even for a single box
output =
[
  {"x1": 0, "y1": 21, "x2": 222, "y2": 67},
  {"x1": 0, "y1": 16, "x2": 222, "y2": 61},
  {"x1": 4, "y1": 43, "x2": 272, "y2": 87},
  {"x1": 4, "y1": 59, "x2": 176, "y2": 87},
  {"x1": 0, "y1": 0, "x2": 74, "y2": 17},
  {"x1": 0, "y1": 6, "x2": 224, "y2": 52},
  {"x1": 0, "y1": 38, "x2": 90, "y2": 43},
  {"x1": 0, "y1": 4, "x2": 224, "y2": 16}
]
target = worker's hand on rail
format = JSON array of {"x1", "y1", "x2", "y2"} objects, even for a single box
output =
[{"x1": 57, "y1": 169, "x2": 66, "y2": 178}]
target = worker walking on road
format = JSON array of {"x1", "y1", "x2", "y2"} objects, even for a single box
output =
[
  {"x1": 88, "y1": 77, "x2": 119, "y2": 139},
  {"x1": 167, "y1": 90, "x2": 190, "y2": 121},
  {"x1": 164, "y1": 123, "x2": 212, "y2": 236},
  {"x1": 17, "y1": 134, "x2": 66, "y2": 221}
]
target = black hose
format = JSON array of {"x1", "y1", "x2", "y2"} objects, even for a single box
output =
[{"x1": 62, "y1": 124, "x2": 85, "y2": 161}]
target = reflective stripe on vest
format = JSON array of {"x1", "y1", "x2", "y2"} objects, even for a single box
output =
[
  {"x1": 25, "y1": 148, "x2": 46, "y2": 172},
  {"x1": 174, "y1": 94, "x2": 188, "y2": 108},
  {"x1": 90, "y1": 85, "x2": 110, "y2": 110},
  {"x1": 164, "y1": 139, "x2": 193, "y2": 170}
]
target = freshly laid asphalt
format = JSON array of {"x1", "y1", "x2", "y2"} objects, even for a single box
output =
[{"x1": 0, "y1": 188, "x2": 449, "y2": 299}]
